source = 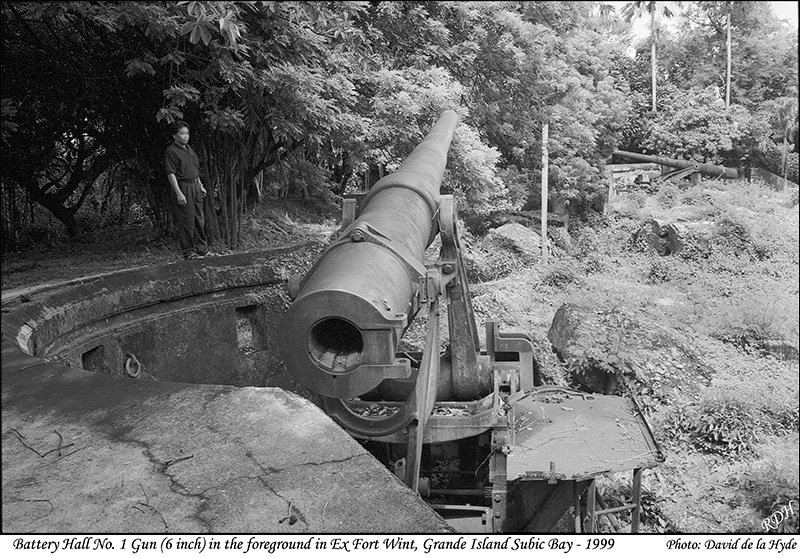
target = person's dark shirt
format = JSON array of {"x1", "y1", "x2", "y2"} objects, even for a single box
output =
[{"x1": 164, "y1": 142, "x2": 200, "y2": 181}]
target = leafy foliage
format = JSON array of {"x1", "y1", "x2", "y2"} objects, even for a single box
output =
[
  {"x1": 664, "y1": 2, "x2": 798, "y2": 110},
  {"x1": 642, "y1": 85, "x2": 741, "y2": 163},
  {"x1": 541, "y1": 263, "x2": 584, "y2": 289},
  {"x1": 1, "y1": 1, "x2": 797, "y2": 252},
  {"x1": 741, "y1": 436, "x2": 800, "y2": 533}
]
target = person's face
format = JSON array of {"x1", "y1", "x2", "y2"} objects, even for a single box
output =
[{"x1": 174, "y1": 127, "x2": 190, "y2": 145}]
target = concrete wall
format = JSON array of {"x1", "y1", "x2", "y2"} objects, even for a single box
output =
[
  {"x1": 2, "y1": 252, "x2": 299, "y2": 390},
  {"x1": 745, "y1": 167, "x2": 800, "y2": 192}
]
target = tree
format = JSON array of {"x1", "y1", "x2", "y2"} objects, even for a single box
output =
[
  {"x1": 1, "y1": 2, "x2": 166, "y2": 238},
  {"x1": 428, "y1": 1, "x2": 632, "y2": 212},
  {"x1": 662, "y1": 1, "x2": 797, "y2": 110},
  {"x1": 775, "y1": 97, "x2": 799, "y2": 191},
  {"x1": 1, "y1": 0, "x2": 638, "y2": 250},
  {"x1": 622, "y1": 1, "x2": 679, "y2": 113},
  {"x1": 2, "y1": 1, "x2": 372, "y2": 245},
  {"x1": 690, "y1": 1, "x2": 733, "y2": 110},
  {"x1": 725, "y1": 1, "x2": 731, "y2": 109},
  {"x1": 642, "y1": 84, "x2": 742, "y2": 163}
]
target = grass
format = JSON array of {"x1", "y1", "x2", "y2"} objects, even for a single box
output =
[
  {"x1": 602, "y1": 180, "x2": 798, "y2": 530},
  {"x1": 466, "y1": 178, "x2": 798, "y2": 532},
  {"x1": 238, "y1": 202, "x2": 338, "y2": 251}
]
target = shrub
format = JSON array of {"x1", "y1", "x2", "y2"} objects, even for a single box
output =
[
  {"x1": 709, "y1": 297, "x2": 797, "y2": 353},
  {"x1": 595, "y1": 472, "x2": 670, "y2": 532},
  {"x1": 760, "y1": 146, "x2": 799, "y2": 184},
  {"x1": 679, "y1": 188, "x2": 714, "y2": 207},
  {"x1": 465, "y1": 248, "x2": 524, "y2": 282},
  {"x1": 656, "y1": 183, "x2": 681, "y2": 207},
  {"x1": 669, "y1": 392, "x2": 761, "y2": 456},
  {"x1": 541, "y1": 263, "x2": 583, "y2": 288},
  {"x1": 17, "y1": 221, "x2": 66, "y2": 249},
  {"x1": 571, "y1": 228, "x2": 599, "y2": 259},
  {"x1": 713, "y1": 210, "x2": 752, "y2": 254},
  {"x1": 629, "y1": 192, "x2": 647, "y2": 209},
  {"x1": 645, "y1": 258, "x2": 672, "y2": 284},
  {"x1": 642, "y1": 85, "x2": 742, "y2": 163},
  {"x1": 740, "y1": 436, "x2": 799, "y2": 534},
  {"x1": 676, "y1": 229, "x2": 713, "y2": 261},
  {"x1": 666, "y1": 363, "x2": 799, "y2": 458},
  {"x1": 460, "y1": 229, "x2": 526, "y2": 283},
  {"x1": 583, "y1": 253, "x2": 606, "y2": 274},
  {"x1": 749, "y1": 240, "x2": 774, "y2": 261}
]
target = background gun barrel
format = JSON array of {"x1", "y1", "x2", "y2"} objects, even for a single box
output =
[
  {"x1": 279, "y1": 111, "x2": 460, "y2": 399},
  {"x1": 613, "y1": 149, "x2": 738, "y2": 179}
]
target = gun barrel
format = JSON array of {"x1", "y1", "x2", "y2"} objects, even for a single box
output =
[
  {"x1": 613, "y1": 150, "x2": 738, "y2": 179},
  {"x1": 279, "y1": 111, "x2": 460, "y2": 399}
]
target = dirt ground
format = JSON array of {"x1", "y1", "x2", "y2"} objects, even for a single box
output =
[{"x1": 1, "y1": 201, "x2": 337, "y2": 289}]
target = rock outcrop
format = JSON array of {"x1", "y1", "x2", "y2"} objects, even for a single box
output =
[
  {"x1": 485, "y1": 223, "x2": 541, "y2": 263},
  {"x1": 547, "y1": 303, "x2": 712, "y2": 396},
  {"x1": 631, "y1": 218, "x2": 713, "y2": 257},
  {"x1": 632, "y1": 218, "x2": 671, "y2": 255}
]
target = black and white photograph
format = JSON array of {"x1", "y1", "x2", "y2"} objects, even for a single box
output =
[{"x1": 1, "y1": 1, "x2": 797, "y2": 553}]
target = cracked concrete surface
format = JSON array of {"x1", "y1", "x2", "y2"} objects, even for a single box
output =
[{"x1": 1, "y1": 339, "x2": 452, "y2": 533}]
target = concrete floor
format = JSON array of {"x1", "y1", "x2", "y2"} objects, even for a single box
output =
[{"x1": 1, "y1": 338, "x2": 452, "y2": 533}]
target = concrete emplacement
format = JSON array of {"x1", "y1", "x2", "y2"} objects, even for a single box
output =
[{"x1": 1, "y1": 249, "x2": 452, "y2": 533}]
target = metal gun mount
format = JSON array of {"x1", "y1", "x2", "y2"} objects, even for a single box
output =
[{"x1": 281, "y1": 113, "x2": 663, "y2": 533}]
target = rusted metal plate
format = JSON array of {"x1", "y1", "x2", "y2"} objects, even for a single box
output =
[{"x1": 506, "y1": 388, "x2": 663, "y2": 482}]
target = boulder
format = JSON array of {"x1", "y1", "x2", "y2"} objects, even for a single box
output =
[
  {"x1": 665, "y1": 220, "x2": 714, "y2": 256},
  {"x1": 549, "y1": 227, "x2": 572, "y2": 252},
  {"x1": 631, "y1": 218, "x2": 714, "y2": 257},
  {"x1": 485, "y1": 223, "x2": 541, "y2": 263},
  {"x1": 547, "y1": 303, "x2": 712, "y2": 396},
  {"x1": 632, "y1": 218, "x2": 671, "y2": 255}
]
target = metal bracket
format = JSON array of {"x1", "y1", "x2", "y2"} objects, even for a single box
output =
[
  {"x1": 341, "y1": 197, "x2": 357, "y2": 229},
  {"x1": 486, "y1": 319, "x2": 537, "y2": 391},
  {"x1": 418, "y1": 269, "x2": 441, "y2": 304},
  {"x1": 345, "y1": 221, "x2": 428, "y2": 281}
]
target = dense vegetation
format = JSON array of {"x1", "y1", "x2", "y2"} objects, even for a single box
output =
[
  {"x1": 454, "y1": 177, "x2": 799, "y2": 533},
  {"x1": 1, "y1": 2, "x2": 798, "y2": 534},
  {"x1": 1, "y1": 1, "x2": 797, "y2": 251}
]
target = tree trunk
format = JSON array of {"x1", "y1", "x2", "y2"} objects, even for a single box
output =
[
  {"x1": 200, "y1": 147, "x2": 221, "y2": 245},
  {"x1": 725, "y1": 7, "x2": 731, "y2": 110},
  {"x1": 651, "y1": 9, "x2": 657, "y2": 113},
  {"x1": 2, "y1": 185, "x2": 19, "y2": 252},
  {"x1": 541, "y1": 121, "x2": 549, "y2": 264},
  {"x1": 783, "y1": 133, "x2": 789, "y2": 194},
  {"x1": 24, "y1": 180, "x2": 80, "y2": 237}
]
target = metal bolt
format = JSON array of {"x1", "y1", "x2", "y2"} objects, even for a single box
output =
[
  {"x1": 351, "y1": 230, "x2": 364, "y2": 242},
  {"x1": 493, "y1": 494, "x2": 502, "y2": 502},
  {"x1": 494, "y1": 511, "x2": 501, "y2": 518},
  {"x1": 442, "y1": 264, "x2": 454, "y2": 274}
]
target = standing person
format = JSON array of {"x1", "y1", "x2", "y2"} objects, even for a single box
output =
[{"x1": 164, "y1": 120, "x2": 210, "y2": 259}]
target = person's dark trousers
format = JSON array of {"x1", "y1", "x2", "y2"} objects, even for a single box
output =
[{"x1": 175, "y1": 179, "x2": 208, "y2": 258}]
